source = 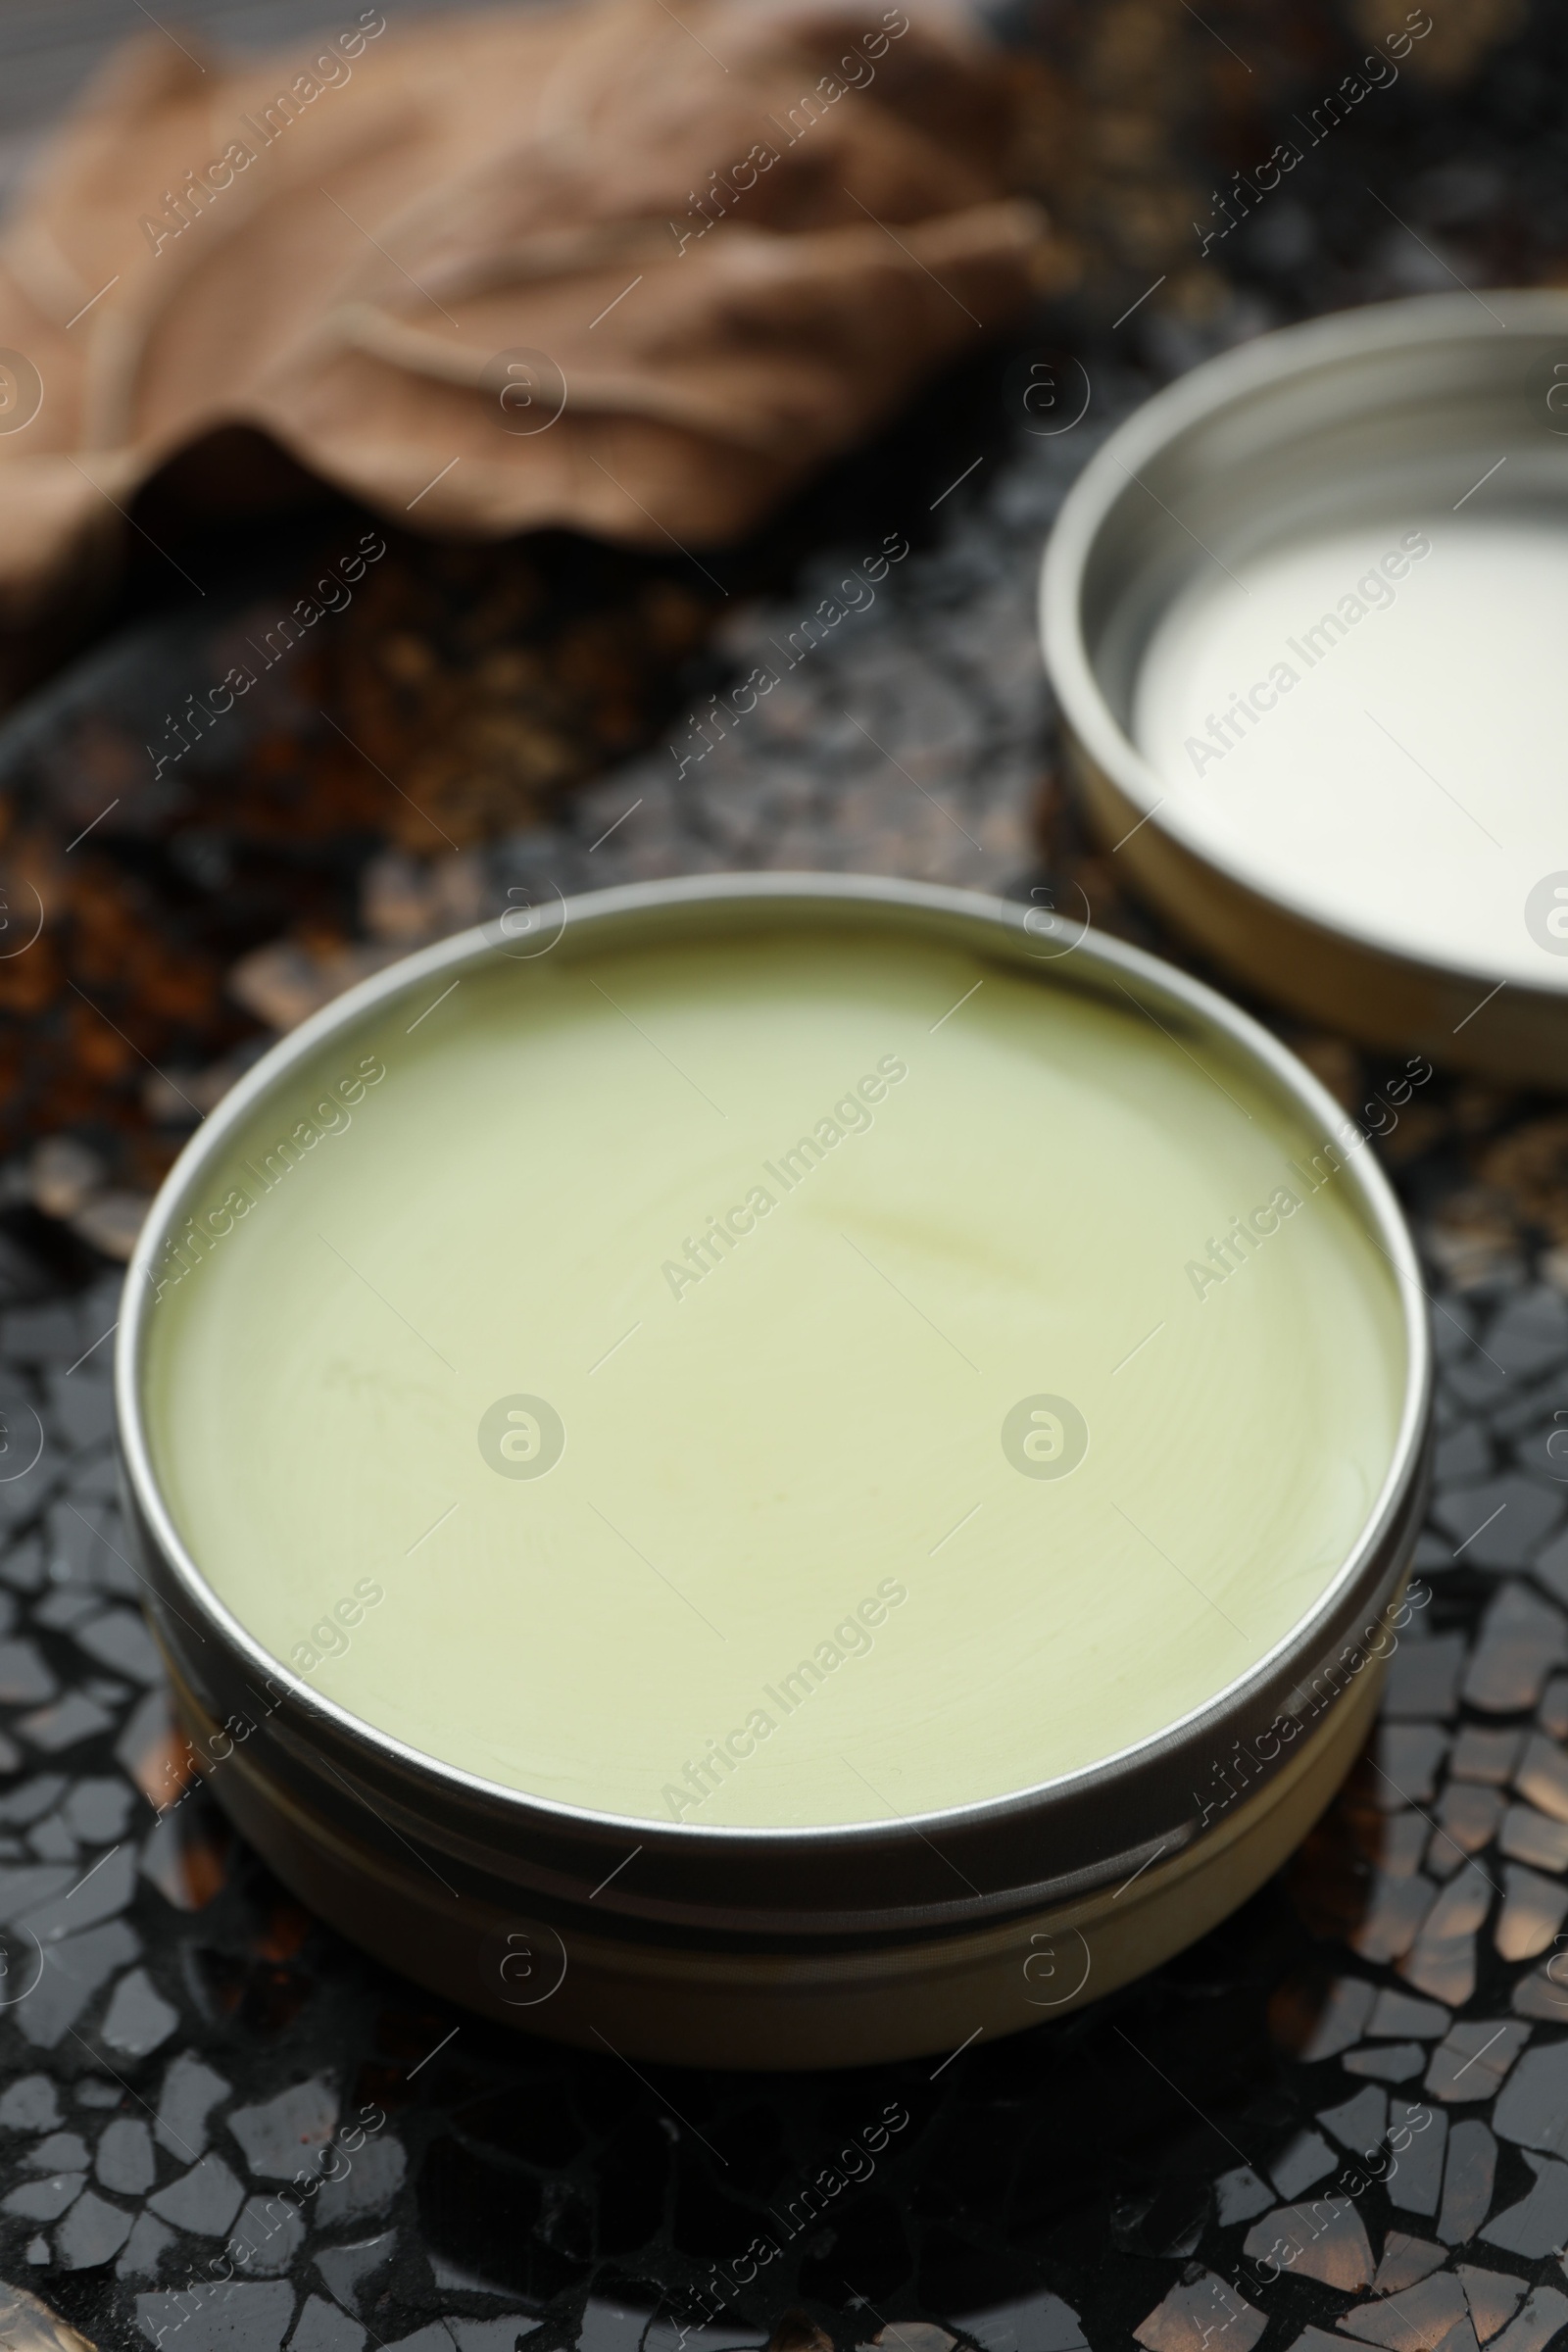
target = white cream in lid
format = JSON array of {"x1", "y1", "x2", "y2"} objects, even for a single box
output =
[{"x1": 1132, "y1": 507, "x2": 1568, "y2": 990}]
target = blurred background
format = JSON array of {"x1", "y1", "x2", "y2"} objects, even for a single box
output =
[{"x1": 0, "y1": 0, "x2": 1562, "y2": 1282}]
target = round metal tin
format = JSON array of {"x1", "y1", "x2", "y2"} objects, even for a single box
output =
[
  {"x1": 1041, "y1": 290, "x2": 1568, "y2": 1086},
  {"x1": 116, "y1": 874, "x2": 1431, "y2": 2067}
]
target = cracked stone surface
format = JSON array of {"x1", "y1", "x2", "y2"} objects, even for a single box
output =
[{"x1": 7, "y1": 493, "x2": 1568, "y2": 2352}]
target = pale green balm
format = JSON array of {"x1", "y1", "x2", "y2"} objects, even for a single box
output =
[{"x1": 145, "y1": 929, "x2": 1405, "y2": 1830}]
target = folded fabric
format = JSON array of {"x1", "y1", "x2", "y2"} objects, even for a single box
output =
[{"x1": 0, "y1": 0, "x2": 1049, "y2": 623}]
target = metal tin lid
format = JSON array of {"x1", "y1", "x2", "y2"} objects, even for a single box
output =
[{"x1": 1042, "y1": 291, "x2": 1568, "y2": 1078}]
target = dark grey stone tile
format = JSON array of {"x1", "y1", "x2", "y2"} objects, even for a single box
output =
[
  {"x1": 73, "y1": 1608, "x2": 164, "y2": 1685},
  {"x1": 229, "y1": 2080, "x2": 340, "y2": 2181},
  {"x1": 1438, "y1": 2118, "x2": 1498, "y2": 2246},
  {"x1": 1399, "y1": 1863, "x2": 1492, "y2": 2005},
  {"x1": 0, "y1": 2075, "x2": 60, "y2": 2130},
  {"x1": 1298, "y1": 1975, "x2": 1375, "y2": 2060},
  {"x1": 16, "y1": 1837, "x2": 136, "y2": 1939},
  {"x1": 1, "y1": 1536, "x2": 46, "y2": 1593},
  {"x1": 1269, "y1": 2135, "x2": 1335, "y2": 2201},
  {"x1": 1344, "y1": 2042, "x2": 1428, "y2": 2082},
  {"x1": 0, "y1": 1640, "x2": 57, "y2": 1706},
  {"x1": 1511, "y1": 1968, "x2": 1568, "y2": 2022},
  {"x1": 1451, "y1": 1727, "x2": 1524, "y2": 1785},
  {"x1": 1316, "y1": 2085, "x2": 1386, "y2": 2157},
  {"x1": 155, "y1": 2052, "x2": 230, "y2": 2162},
  {"x1": 1480, "y1": 2151, "x2": 1568, "y2": 2257},
  {"x1": 99, "y1": 1965, "x2": 180, "y2": 2056},
  {"x1": 134, "y1": 2280, "x2": 296, "y2": 2352},
  {"x1": 1462, "y1": 1583, "x2": 1568, "y2": 1712},
  {"x1": 44, "y1": 1366, "x2": 116, "y2": 1453},
  {"x1": 1506, "y1": 1409, "x2": 1568, "y2": 1484},
  {"x1": 1428, "y1": 1300, "x2": 1482, "y2": 1374},
  {"x1": 2, "y1": 2169, "x2": 84, "y2": 2219},
  {"x1": 147, "y1": 2150, "x2": 248, "y2": 2236},
  {"x1": 312, "y1": 2132, "x2": 404, "y2": 2228},
  {"x1": 1492, "y1": 2037, "x2": 1568, "y2": 2153},
  {"x1": 1495, "y1": 1863, "x2": 1568, "y2": 1963},
  {"x1": 3, "y1": 1304, "x2": 85, "y2": 1364},
  {"x1": 1431, "y1": 1784, "x2": 1504, "y2": 1876},
  {"x1": 16, "y1": 1919, "x2": 139, "y2": 2049},
  {"x1": 17, "y1": 1690, "x2": 116, "y2": 1752},
  {"x1": 117, "y1": 2211, "x2": 175, "y2": 2282},
  {"x1": 1498, "y1": 1803, "x2": 1568, "y2": 1871},
  {"x1": 31, "y1": 1589, "x2": 99, "y2": 1630},
  {"x1": 63, "y1": 1776, "x2": 137, "y2": 1843},
  {"x1": 55, "y1": 2186, "x2": 135, "y2": 2269},
  {"x1": 1329, "y1": 2271, "x2": 1468, "y2": 2348},
  {"x1": 1241, "y1": 2198, "x2": 1373, "y2": 2289},
  {"x1": 1432, "y1": 1476, "x2": 1564, "y2": 1572},
  {"x1": 1532, "y1": 1524, "x2": 1568, "y2": 1608},
  {"x1": 1454, "y1": 2265, "x2": 1526, "y2": 2343},
  {"x1": 44, "y1": 1495, "x2": 138, "y2": 1592},
  {"x1": 26, "y1": 1812, "x2": 76, "y2": 1862},
  {"x1": 1424, "y1": 2021, "x2": 1530, "y2": 2103},
  {"x1": 1212, "y1": 2166, "x2": 1273, "y2": 2225},
  {"x1": 0, "y1": 1776, "x2": 67, "y2": 1826},
  {"x1": 1434, "y1": 1425, "x2": 1492, "y2": 1484},
  {"x1": 71, "y1": 1450, "x2": 124, "y2": 1506},
  {"x1": 1538, "y1": 1674, "x2": 1568, "y2": 1739},
  {"x1": 1438, "y1": 1359, "x2": 1511, "y2": 1414},
  {"x1": 287, "y1": 2296, "x2": 364, "y2": 2352},
  {"x1": 1373, "y1": 1725, "x2": 1448, "y2": 1805},
  {"x1": 1370, "y1": 2233, "x2": 1446, "y2": 2294},
  {"x1": 1388, "y1": 2106, "x2": 1446, "y2": 2217},
  {"x1": 1514, "y1": 1733, "x2": 1568, "y2": 1822},
  {"x1": 0, "y1": 1449, "x2": 63, "y2": 1533},
  {"x1": 228, "y1": 2191, "x2": 306, "y2": 2278},
  {"x1": 96, "y1": 2116, "x2": 156, "y2": 2194},
  {"x1": 1384, "y1": 1633, "x2": 1467, "y2": 1719},
  {"x1": 1485, "y1": 1287, "x2": 1568, "y2": 1380},
  {"x1": 1486, "y1": 2284, "x2": 1568, "y2": 2352},
  {"x1": 1368, "y1": 1988, "x2": 1451, "y2": 2040},
  {"x1": 1351, "y1": 1872, "x2": 1438, "y2": 1964}
]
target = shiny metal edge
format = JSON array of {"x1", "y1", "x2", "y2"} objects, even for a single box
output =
[
  {"x1": 115, "y1": 871, "x2": 1431, "y2": 1922},
  {"x1": 1040, "y1": 286, "x2": 1568, "y2": 1004}
]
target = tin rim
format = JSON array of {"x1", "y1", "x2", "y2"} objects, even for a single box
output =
[
  {"x1": 1040, "y1": 287, "x2": 1568, "y2": 1005},
  {"x1": 116, "y1": 872, "x2": 1431, "y2": 1927}
]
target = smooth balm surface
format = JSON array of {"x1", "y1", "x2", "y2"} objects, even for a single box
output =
[
  {"x1": 145, "y1": 926, "x2": 1405, "y2": 1830},
  {"x1": 1133, "y1": 511, "x2": 1568, "y2": 989}
]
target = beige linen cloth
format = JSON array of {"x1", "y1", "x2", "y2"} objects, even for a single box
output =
[{"x1": 0, "y1": 0, "x2": 1047, "y2": 623}]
